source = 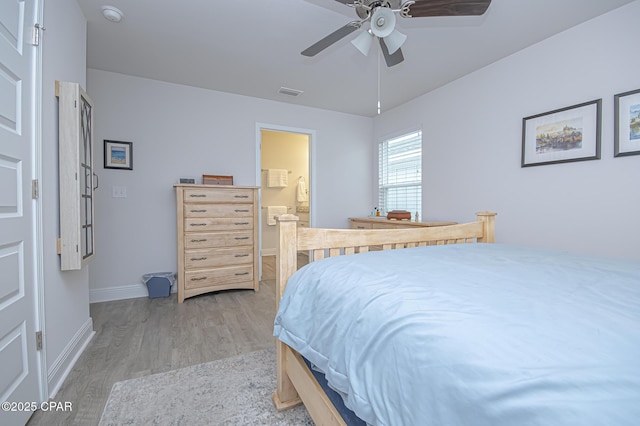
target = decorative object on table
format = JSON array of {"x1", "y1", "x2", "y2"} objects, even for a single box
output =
[
  {"x1": 614, "y1": 88, "x2": 640, "y2": 157},
  {"x1": 521, "y1": 99, "x2": 601, "y2": 167},
  {"x1": 104, "y1": 140, "x2": 133, "y2": 170},
  {"x1": 386, "y1": 210, "x2": 411, "y2": 221},
  {"x1": 202, "y1": 174, "x2": 233, "y2": 185}
]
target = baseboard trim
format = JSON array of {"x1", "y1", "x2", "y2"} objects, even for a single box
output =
[
  {"x1": 89, "y1": 283, "x2": 177, "y2": 303},
  {"x1": 47, "y1": 317, "x2": 95, "y2": 399}
]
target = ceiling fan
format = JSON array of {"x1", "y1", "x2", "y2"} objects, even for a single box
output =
[{"x1": 302, "y1": 0, "x2": 492, "y2": 67}]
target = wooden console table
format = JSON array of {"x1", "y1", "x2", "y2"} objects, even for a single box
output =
[{"x1": 349, "y1": 217, "x2": 457, "y2": 230}]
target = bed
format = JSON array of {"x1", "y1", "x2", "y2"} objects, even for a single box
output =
[{"x1": 271, "y1": 212, "x2": 640, "y2": 425}]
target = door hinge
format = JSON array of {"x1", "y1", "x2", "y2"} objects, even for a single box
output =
[
  {"x1": 32, "y1": 179, "x2": 39, "y2": 199},
  {"x1": 36, "y1": 331, "x2": 43, "y2": 351},
  {"x1": 32, "y1": 23, "x2": 45, "y2": 46}
]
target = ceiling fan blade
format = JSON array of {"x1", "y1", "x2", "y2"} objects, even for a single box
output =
[
  {"x1": 379, "y1": 38, "x2": 404, "y2": 67},
  {"x1": 301, "y1": 22, "x2": 360, "y2": 57},
  {"x1": 407, "y1": 0, "x2": 491, "y2": 17}
]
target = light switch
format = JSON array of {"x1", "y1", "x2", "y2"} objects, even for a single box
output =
[{"x1": 112, "y1": 185, "x2": 127, "y2": 198}]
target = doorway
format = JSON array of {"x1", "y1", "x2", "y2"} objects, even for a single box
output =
[{"x1": 256, "y1": 124, "x2": 314, "y2": 278}]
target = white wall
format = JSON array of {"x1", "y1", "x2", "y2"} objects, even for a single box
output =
[
  {"x1": 41, "y1": 0, "x2": 94, "y2": 396},
  {"x1": 374, "y1": 1, "x2": 640, "y2": 260},
  {"x1": 86, "y1": 70, "x2": 373, "y2": 300}
]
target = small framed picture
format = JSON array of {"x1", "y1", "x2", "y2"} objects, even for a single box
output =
[
  {"x1": 104, "y1": 140, "x2": 133, "y2": 170},
  {"x1": 614, "y1": 88, "x2": 640, "y2": 157},
  {"x1": 521, "y1": 99, "x2": 601, "y2": 167}
]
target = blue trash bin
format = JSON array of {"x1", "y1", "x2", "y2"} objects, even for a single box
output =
[{"x1": 142, "y1": 272, "x2": 175, "y2": 298}]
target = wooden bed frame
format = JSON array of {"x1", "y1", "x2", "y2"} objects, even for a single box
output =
[{"x1": 272, "y1": 211, "x2": 497, "y2": 425}]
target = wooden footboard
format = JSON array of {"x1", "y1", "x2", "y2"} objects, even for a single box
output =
[
  {"x1": 273, "y1": 345, "x2": 346, "y2": 425},
  {"x1": 273, "y1": 212, "x2": 496, "y2": 423}
]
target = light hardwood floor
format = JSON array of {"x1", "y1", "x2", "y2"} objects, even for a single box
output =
[{"x1": 27, "y1": 256, "x2": 293, "y2": 426}]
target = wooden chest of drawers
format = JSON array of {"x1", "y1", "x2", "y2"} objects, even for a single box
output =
[{"x1": 175, "y1": 184, "x2": 259, "y2": 303}]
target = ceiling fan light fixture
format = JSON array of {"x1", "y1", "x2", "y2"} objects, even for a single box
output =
[
  {"x1": 370, "y1": 7, "x2": 396, "y2": 38},
  {"x1": 384, "y1": 29, "x2": 407, "y2": 55},
  {"x1": 351, "y1": 30, "x2": 374, "y2": 56}
]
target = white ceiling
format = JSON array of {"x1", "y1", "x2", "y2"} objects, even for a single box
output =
[{"x1": 75, "y1": 0, "x2": 633, "y2": 117}]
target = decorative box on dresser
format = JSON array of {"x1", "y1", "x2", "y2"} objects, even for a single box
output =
[
  {"x1": 349, "y1": 217, "x2": 457, "y2": 229},
  {"x1": 175, "y1": 184, "x2": 260, "y2": 303}
]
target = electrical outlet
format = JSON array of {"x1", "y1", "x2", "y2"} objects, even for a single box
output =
[{"x1": 112, "y1": 185, "x2": 127, "y2": 198}]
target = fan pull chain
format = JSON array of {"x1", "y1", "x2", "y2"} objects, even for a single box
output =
[{"x1": 377, "y1": 47, "x2": 381, "y2": 115}]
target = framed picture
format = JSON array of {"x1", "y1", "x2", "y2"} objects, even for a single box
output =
[
  {"x1": 521, "y1": 99, "x2": 601, "y2": 167},
  {"x1": 104, "y1": 140, "x2": 133, "y2": 170},
  {"x1": 614, "y1": 88, "x2": 640, "y2": 157}
]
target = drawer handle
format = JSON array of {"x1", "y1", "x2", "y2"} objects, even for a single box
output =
[
  {"x1": 189, "y1": 194, "x2": 206, "y2": 198},
  {"x1": 235, "y1": 236, "x2": 249, "y2": 240},
  {"x1": 234, "y1": 254, "x2": 249, "y2": 258},
  {"x1": 235, "y1": 272, "x2": 249, "y2": 276},
  {"x1": 234, "y1": 222, "x2": 249, "y2": 225},
  {"x1": 191, "y1": 239, "x2": 207, "y2": 243},
  {"x1": 190, "y1": 209, "x2": 207, "y2": 213},
  {"x1": 234, "y1": 195, "x2": 249, "y2": 198},
  {"x1": 357, "y1": 226, "x2": 365, "y2": 229},
  {"x1": 190, "y1": 257, "x2": 207, "y2": 261},
  {"x1": 190, "y1": 223, "x2": 206, "y2": 227},
  {"x1": 190, "y1": 276, "x2": 207, "y2": 281},
  {"x1": 235, "y1": 209, "x2": 249, "y2": 213}
]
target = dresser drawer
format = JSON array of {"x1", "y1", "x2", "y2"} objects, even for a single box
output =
[
  {"x1": 184, "y1": 265, "x2": 253, "y2": 290},
  {"x1": 350, "y1": 221, "x2": 373, "y2": 229},
  {"x1": 184, "y1": 188, "x2": 254, "y2": 203},
  {"x1": 185, "y1": 246, "x2": 253, "y2": 269},
  {"x1": 184, "y1": 204, "x2": 253, "y2": 218},
  {"x1": 184, "y1": 231, "x2": 253, "y2": 249},
  {"x1": 372, "y1": 222, "x2": 400, "y2": 229},
  {"x1": 185, "y1": 217, "x2": 253, "y2": 231}
]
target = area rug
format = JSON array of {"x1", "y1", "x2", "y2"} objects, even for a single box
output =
[{"x1": 99, "y1": 348, "x2": 312, "y2": 425}]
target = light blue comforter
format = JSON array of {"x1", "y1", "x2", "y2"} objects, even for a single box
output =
[{"x1": 273, "y1": 244, "x2": 640, "y2": 425}]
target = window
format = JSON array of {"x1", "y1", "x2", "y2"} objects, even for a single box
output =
[{"x1": 378, "y1": 130, "x2": 422, "y2": 218}]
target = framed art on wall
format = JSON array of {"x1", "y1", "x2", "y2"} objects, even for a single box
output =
[
  {"x1": 614, "y1": 88, "x2": 640, "y2": 157},
  {"x1": 104, "y1": 140, "x2": 133, "y2": 170},
  {"x1": 521, "y1": 99, "x2": 601, "y2": 167}
]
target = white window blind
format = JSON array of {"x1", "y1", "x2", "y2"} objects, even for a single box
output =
[{"x1": 378, "y1": 130, "x2": 422, "y2": 217}]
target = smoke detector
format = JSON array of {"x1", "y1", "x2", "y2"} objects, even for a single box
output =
[{"x1": 101, "y1": 5, "x2": 123, "y2": 23}]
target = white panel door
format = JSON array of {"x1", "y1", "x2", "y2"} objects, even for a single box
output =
[{"x1": 0, "y1": 0, "x2": 41, "y2": 425}]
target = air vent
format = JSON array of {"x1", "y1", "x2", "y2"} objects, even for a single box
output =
[{"x1": 278, "y1": 87, "x2": 304, "y2": 97}]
